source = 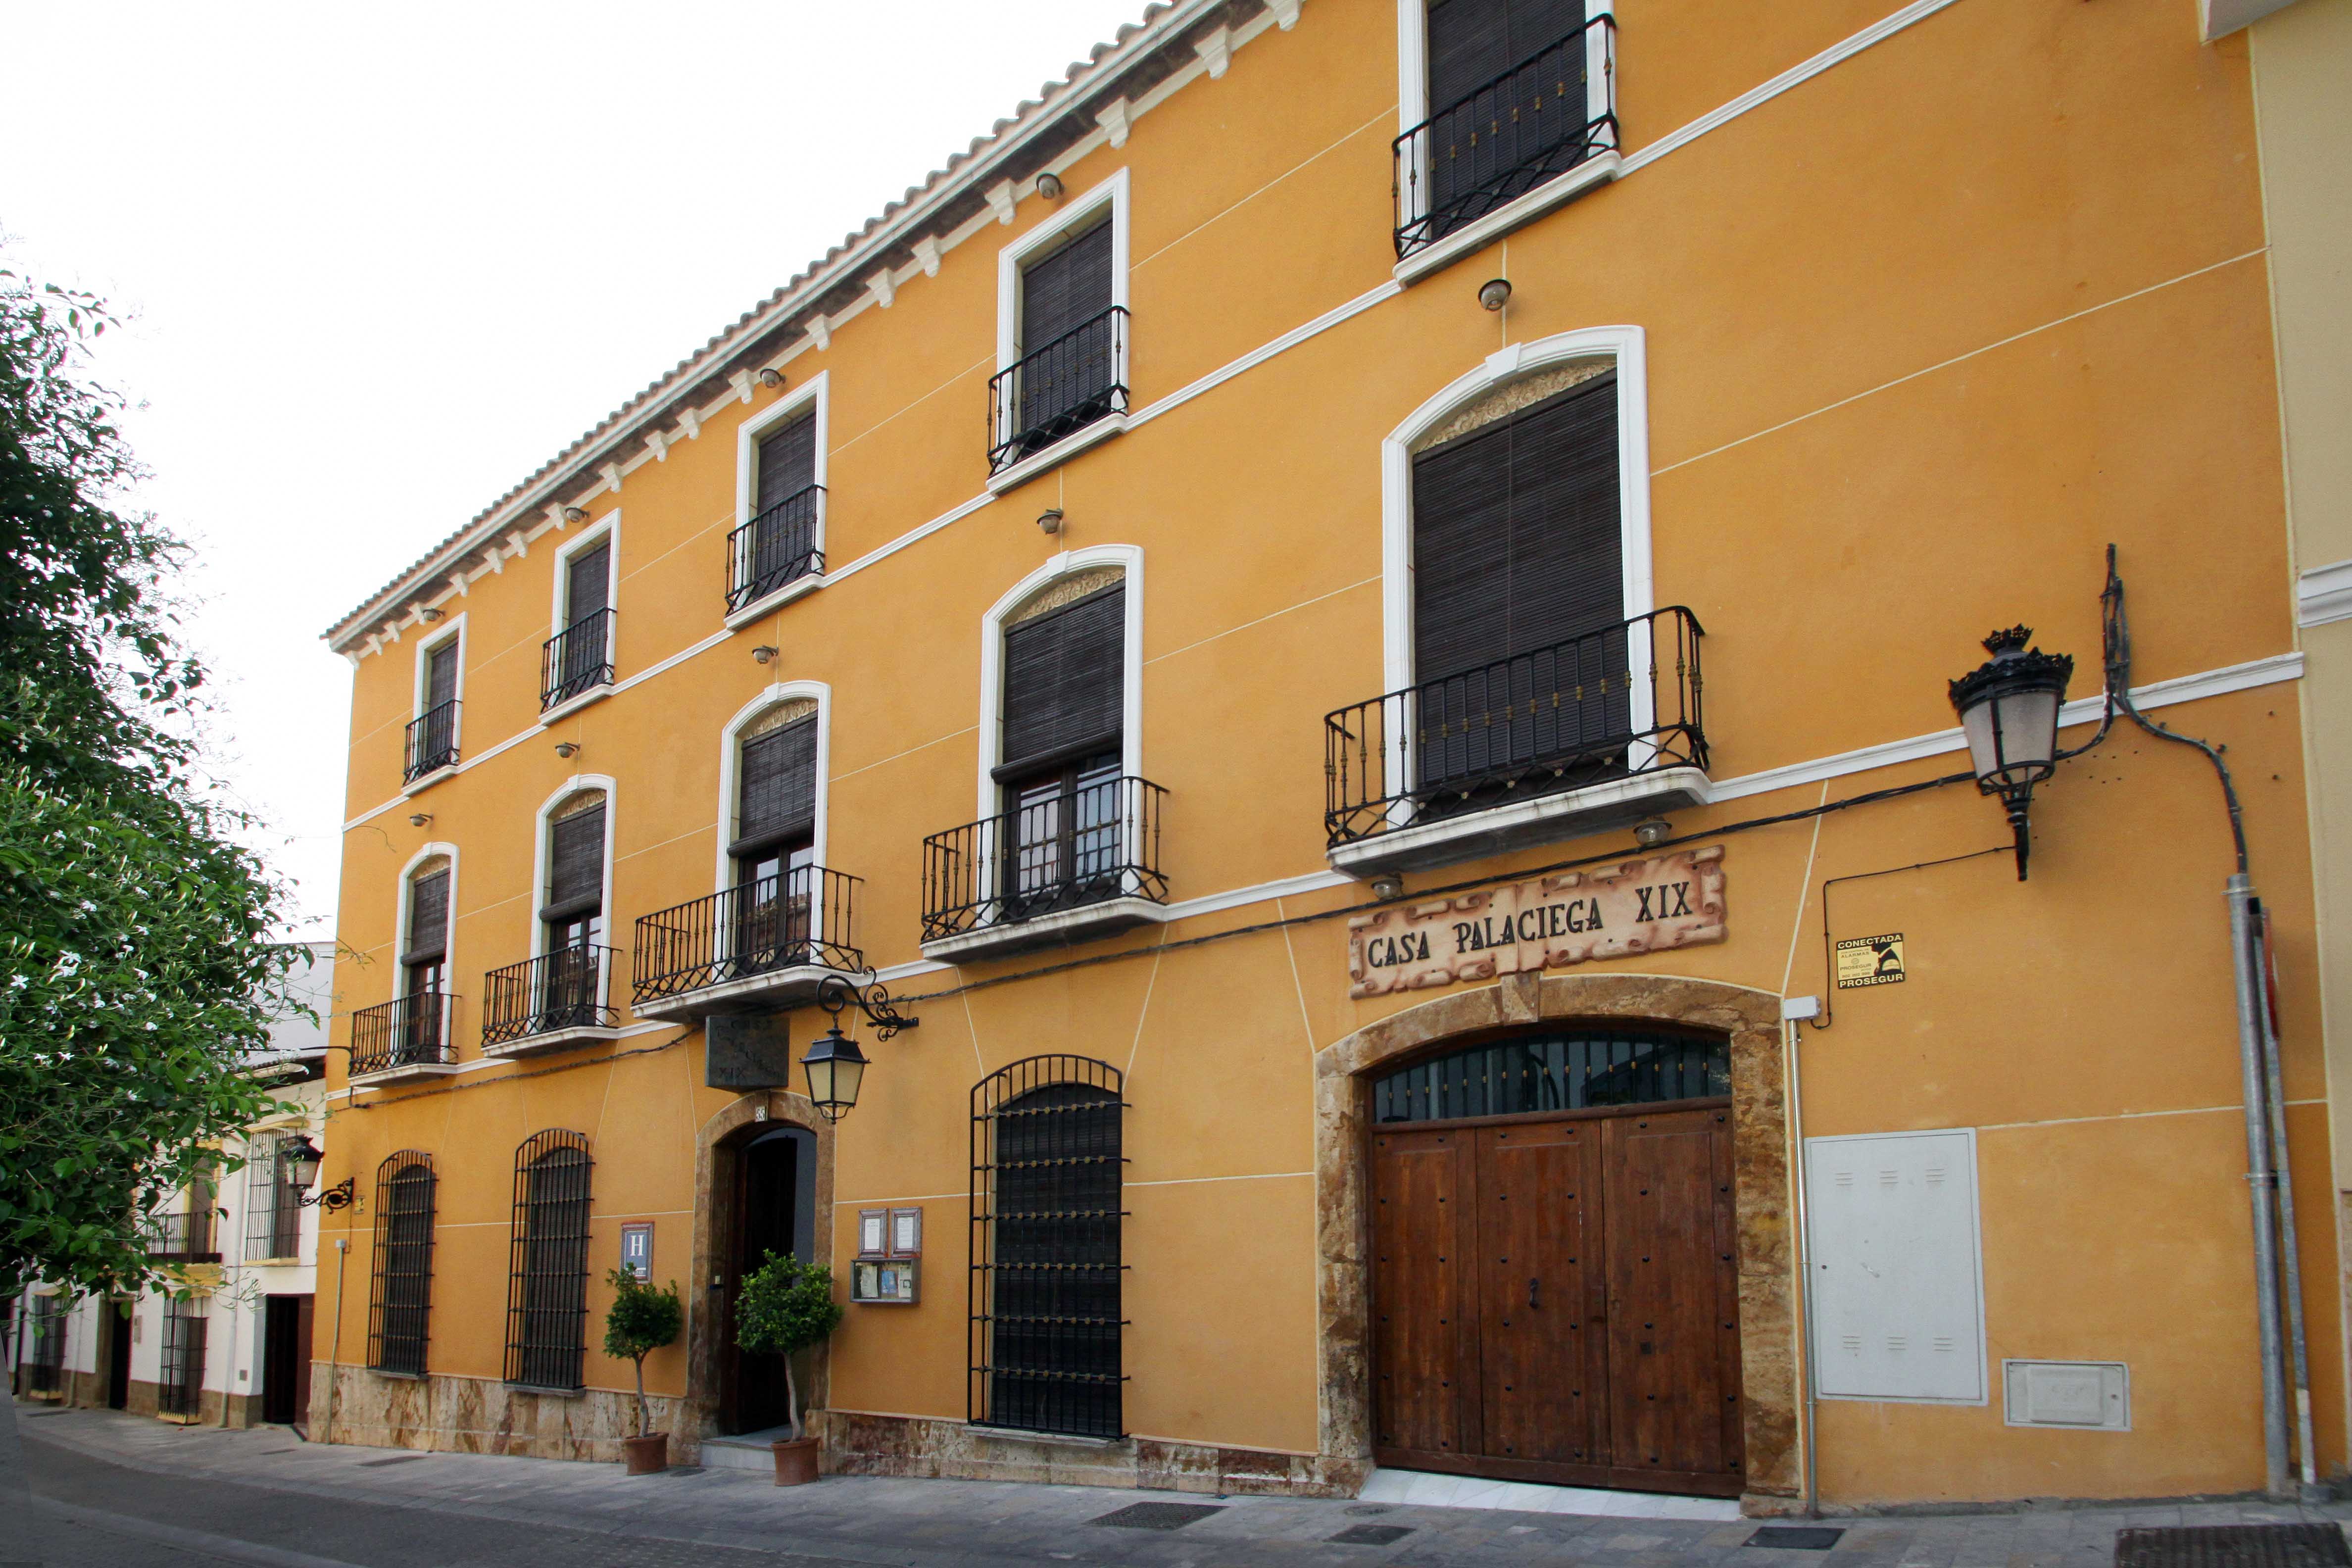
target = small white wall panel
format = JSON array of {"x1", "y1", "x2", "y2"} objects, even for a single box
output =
[
  {"x1": 2004, "y1": 1360, "x2": 2130, "y2": 1430},
  {"x1": 1806, "y1": 1128, "x2": 1986, "y2": 1403}
]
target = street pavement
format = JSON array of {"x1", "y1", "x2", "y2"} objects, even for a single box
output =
[{"x1": 11, "y1": 1405, "x2": 2352, "y2": 1567}]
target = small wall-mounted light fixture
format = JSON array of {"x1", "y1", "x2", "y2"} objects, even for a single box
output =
[
  {"x1": 560, "y1": 505, "x2": 588, "y2": 525},
  {"x1": 1949, "y1": 626, "x2": 2074, "y2": 880},
  {"x1": 1369, "y1": 874, "x2": 1404, "y2": 901},
  {"x1": 758, "y1": 367, "x2": 784, "y2": 390},
  {"x1": 419, "y1": 606, "x2": 444, "y2": 624},
  {"x1": 1035, "y1": 508, "x2": 1065, "y2": 536},
  {"x1": 1633, "y1": 817, "x2": 1672, "y2": 849},
  {"x1": 408, "y1": 812, "x2": 432, "y2": 828},
  {"x1": 752, "y1": 645, "x2": 779, "y2": 665},
  {"x1": 1035, "y1": 170, "x2": 1065, "y2": 200},
  {"x1": 554, "y1": 740, "x2": 580, "y2": 760},
  {"x1": 1478, "y1": 277, "x2": 1513, "y2": 312}
]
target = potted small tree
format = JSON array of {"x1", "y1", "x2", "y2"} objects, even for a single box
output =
[
  {"x1": 603, "y1": 1267, "x2": 684, "y2": 1475},
  {"x1": 735, "y1": 1249, "x2": 843, "y2": 1486}
]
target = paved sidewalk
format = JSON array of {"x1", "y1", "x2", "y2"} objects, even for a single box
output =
[{"x1": 16, "y1": 1406, "x2": 2352, "y2": 1568}]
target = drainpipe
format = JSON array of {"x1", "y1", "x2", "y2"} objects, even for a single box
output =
[
  {"x1": 2255, "y1": 908, "x2": 2317, "y2": 1491},
  {"x1": 322, "y1": 1238, "x2": 347, "y2": 1446},
  {"x1": 2226, "y1": 877, "x2": 2292, "y2": 1497},
  {"x1": 1781, "y1": 999, "x2": 1821, "y2": 1518}
]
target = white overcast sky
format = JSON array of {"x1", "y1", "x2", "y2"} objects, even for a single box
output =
[{"x1": 2, "y1": 0, "x2": 1151, "y2": 939}]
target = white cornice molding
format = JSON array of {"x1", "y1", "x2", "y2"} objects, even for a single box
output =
[
  {"x1": 2298, "y1": 560, "x2": 2352, "y2": 629},
  {"x1": 1194, "y1": 25, "x2": 1231, "y2": 77}
]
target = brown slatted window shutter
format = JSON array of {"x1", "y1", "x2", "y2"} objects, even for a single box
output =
[
  {"x1": 1020, "y1": 221, "x2": 1114, "y2": 355},
  {"x1": 1426, "y1": 0, "x2": 1583, "y2": 110},
  {"x1": 1412, "y1": 372, "x2": 1620, "y2": 685},
  {"x1": 407, "y1": 871, "x2": 450, "y2": 963},
  {"x1": 426, "y1": 644, "x2": 458, "y2": 709},
  {"x1": 565, "y1": 544, "x2": 610, "y2": 625},
  {"x1": 735, "y1": 716, "x2": 818, "y2": 853},
  {"x1": 998, "y1": 585, "x2": 1125, "y2": 778},
  {"x1": 756, "y1": 416, "x2": 817, "y2": 514},
  {"x1": 543, "y1": 806, "x2": 605, "y2": 920}
]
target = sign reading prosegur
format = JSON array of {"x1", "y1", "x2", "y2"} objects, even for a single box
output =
[{"x1": 1346, "y1": 846, "x2": 1727, "y2": 999}]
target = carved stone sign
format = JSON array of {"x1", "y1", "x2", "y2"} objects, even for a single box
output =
[
  {"x1": 1347, "y1": 846, "x2": 1727, "y2": 999},
  {"x1": 706, "y1": 1012, "x2": 793, "y2": 1089}
]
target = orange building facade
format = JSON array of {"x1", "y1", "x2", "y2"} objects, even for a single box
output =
[{"x1": 315, "y1": 0, "x2": 2339, "y2": 1510}]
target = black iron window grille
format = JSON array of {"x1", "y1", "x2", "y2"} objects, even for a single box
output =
[
  {"x1": 19, "y1": 1295, "x2": 67, "y2": 1396},
  {"x1": 988, "y1": 306, "x2": 1128, "y2": 474},
  {"x1": 159, "y1": 1300, "x2": 207, "y2": 1418},
  {"x1": 970, "y1": 1056, "x2": 1127, "y2": 1440},
  {"x1": 727, "y1": 484, "x2": 825, "y2": 613},
  {"x1": 243, "y1": 1135, "x2": 305, "y2": 1262},
  {"x1": 922, "y1": 775, "x2": 1167, "y2": 941},
  {"x1": 142, "y1": 1206, "x2": 221, "y2": 1263},
  {"x1": 1394, "y1": 13, "x2": 1617, "y2": 258},
  {"x1": 1324, "y1": 605, "x2": 1706, "y2": 847},
  {"x1": 630, "y1": 865, "x2": 862, "y2": 1005},
  {"x1": 1372, "y1": 1026, "x2": 1731, "y2": 1125},
  {"x1": 368, "y1": 1152, "x2": 436, "y2": 1376},
  {"x1": 504, "y1": 1129, "x2": 592, "y2": 1391},
  {"x1": 349, "y1": 990, "x2": 455, "y2": 1076},
  {"x1": 403, "y1": 699, "x2": 460, "y2": 784},
  {"x1": 482, "y1": 946, "x2": 619, "y2": 1045},
  {"x1": 540, "y1": 606, "x2": 616, "y2": 711}
]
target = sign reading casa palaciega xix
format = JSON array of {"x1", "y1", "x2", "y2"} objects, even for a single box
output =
[{"x1": 1347, "y1": 846, "x2": 1727, "y2": 1000}]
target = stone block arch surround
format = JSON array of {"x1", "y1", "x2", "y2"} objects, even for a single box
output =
[
  {"x1": 1313, "y1": 970, "x2": 1798, "y2": 1510},
  {"x1": 684, "y1": 1088, "x2": 835, "y2": 1460}
]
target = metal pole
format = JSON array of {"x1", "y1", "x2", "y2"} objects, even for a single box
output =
[
  {"x1": 2253, "y1": 907, "x2": 2317, "y2": 1491},
  {"x1": 322, "y1": 1237, "x2": 347, "y2": 1446},
  {"x1": 2227, "y1": 874, "x2": 2291, "y2": 1497},
  {"x1": 1787, "y1": 1017, "x2": 1819, "y2": 1518}
]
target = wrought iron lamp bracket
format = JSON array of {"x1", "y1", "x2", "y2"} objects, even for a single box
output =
[
  {"x1": 299, "y1": 1178, "x2": 359, "y2": 1213},
  {"x1": 817, "y1": 974, "x2": 920, "y2": 1041}
]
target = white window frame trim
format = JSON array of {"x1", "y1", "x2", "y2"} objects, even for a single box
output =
[
  {"x1": 727, "y1": 373, "x2": 831, "y2": 628},
  {"x1": 405, "y1": 614, "x2": 466, "y2": 791},
  {"x1": 529, "y1": 776, "x2": 619, "y2": 1017},
  {"x1": 713, "y1": 682, "x2": 834, "y2": 893},
  {"x1": 541, "y1": 510, "x2": 621, "y2": 724},
  {"x1": 975, "y1": 543, "x2": 1146, "y2": 823},
  {"x1": 1380, "y1": 325, "x2": 1653, "y2": 811},
  {"x1": 988, "y1": 168, "x2": 1132, "y2": 493},
  {"x1": 392, "y1": 841, "x2": 461, "y2": 1051}
]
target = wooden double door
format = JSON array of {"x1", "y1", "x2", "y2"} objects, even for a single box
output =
[{"x1": 1371, "y1": 1102, "x2": 1745, "y2": 1496}]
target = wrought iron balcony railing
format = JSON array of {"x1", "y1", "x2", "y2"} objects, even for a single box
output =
[
  {"x1": 142, "y1": 1210, "x2": 220, "y2": 1263},
  {"x1": 923, "y1": 775, "x2": 1167, "y2": 942},
  {"x1": 540, "y1": 607, "x2": 615, "y2": 711},
  {"x1": 1324, "y1": 606, "x2": 1706, "y2": 847},
  {"x1": 632, "y1": 865, "x2": 863, "y2": 1006},
  {"x1": 350, "y1": 990, "x2": 457, "y2": 1077},
  {"x1": 988, "y1": 306, "x2": 1128, "y2": 474},
  {"x1": 403, "y1": 699, "x2": 460, "y2": 784},
  {"x1": 727, "y1": 485, "x2": 825, "y2": 613},
  {"x1": 483, "y1": 946, "x2": 619, "y2": 1046},
  {"x1": 1393, "y1": 14, "x2": 1617, "y2": 259}
]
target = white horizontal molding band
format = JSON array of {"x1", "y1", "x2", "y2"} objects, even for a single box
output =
[{"x1": 2298, "y1": 559, "x2": 2352, "y2": 629}]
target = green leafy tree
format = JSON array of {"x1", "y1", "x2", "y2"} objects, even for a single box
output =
[
  {"x1": 602, "y1": 1268, "x2": 684, "y2": 1438},
  {"x1": 735, "y1": 1251, "x2": 843, "y2": 1441},
  {"x1": 0, "y1": 265, "x2": 300, "y2": 1315}
]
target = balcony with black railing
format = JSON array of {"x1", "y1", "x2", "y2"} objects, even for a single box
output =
[
  {"x1": 349, "y1": 990, "x2": 460, "y2": 1083},
  {"x1": 403, "y1": 699, "x2": 460, "y2": 785},
  {"x1": 482, "y1": 945, "x2": 621, "y2": 1056},
  {"x1": 142, "y1": 1209, "x2": 222, "y2": 1265},
  {"x1": 540, "y1": 607, "x2": 616, "y2": 712},
  {"x1": 1324, "y1": 606, "x2": 1708, "y2": 875},
  {"x1": 988, "y1": 306, "x2": 1128, "y2": 481},
  {"x1": 727, "y1": 485, "x2": 826, "y2": 616},
  {"x1": 632, "y1": 865, "x2": 863, "y2": 1021},
  {"x1": 1393, "y1": 14, "x2": 1619, "y2": 267},
  {"x1": 922, "y1": 775, "x2": 1167, "y2": 959}
]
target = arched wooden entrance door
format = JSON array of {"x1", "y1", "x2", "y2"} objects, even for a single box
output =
[{"x1": 1369, "y1": 1023, "x2": 1745, "y2": 1497}]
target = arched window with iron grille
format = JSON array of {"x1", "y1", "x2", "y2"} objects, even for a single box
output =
[
  {"x1": 367, "y1": 1152, "x2": 438, "y2": 1375},
  {"x1": 504, "y1": 1129, "x2": 593, "y2": 1390},
  {"x1": 969, "y1": 1056, "x2": 1126, "y2": 1439}
]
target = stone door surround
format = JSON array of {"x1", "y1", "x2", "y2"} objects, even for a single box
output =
[{"x1": 1314, "y1": 971, "x2": 1796, "y2": 1508}]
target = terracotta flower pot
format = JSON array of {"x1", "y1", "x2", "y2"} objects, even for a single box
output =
[
  {"x1": 622, "y1": 1432, "x2": 668, "y2": 1475},
  {"x1": 771, "y1": 1435, "x2": 820, "y2": 1486}
]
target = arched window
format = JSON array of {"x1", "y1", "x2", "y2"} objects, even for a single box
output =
[
  {"x1": 504, "y1": 1130, "x2": 593, "y2": 1390},
  {"x1": 970, "y1": 1057, "x2": 1125, "y2": 1439},
  {"x1": 367, "y1": 1152, "x2": 437, "y2": 1375},
  {"x1": 730, "y1": 700, "x2": 820, "y2": 971},
  {"x1": 399, "y1": 858, "x2": 452, "y2": 1063},
  {"x1": 1371, "y1": 1025, "x2": 1728, "y2": 1125},
  {"x1": 998, "y1": 568, "x2": 1127, "y2": 916}
]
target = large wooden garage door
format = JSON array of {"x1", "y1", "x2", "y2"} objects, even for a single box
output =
[{"x1": 1369, "y1": 1028, "x2": 1744, "y2": 1496}]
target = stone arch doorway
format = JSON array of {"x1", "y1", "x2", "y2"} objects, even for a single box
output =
[
  {"x1": 1315, "y1": 972, "x2": 1795, "y2": 1508},
  {"x1": 688, "y1": 1091, "x2": 834, "y2": 1448}
]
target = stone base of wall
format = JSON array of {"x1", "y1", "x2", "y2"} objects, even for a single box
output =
[
  {"x1": 311, "y1": 1363, "x2": 682, "y2": 1464},
  {"x1": 811, "y1": 1411, "x2": 1372, "y2": 1497}
]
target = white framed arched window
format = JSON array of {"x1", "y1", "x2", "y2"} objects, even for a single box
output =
[
  {"x1": 531, "y1": 778, "x2": 616, "y2": 982},
  {"x1": 713, "y1": 683, "x2": 840, "y2": 970}
]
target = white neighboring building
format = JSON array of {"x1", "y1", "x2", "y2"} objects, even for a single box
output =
[{"x1": 8, "y1": 941, "x2": 335, "y2": 1428}]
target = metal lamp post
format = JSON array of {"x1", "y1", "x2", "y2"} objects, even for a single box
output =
[{"x1": 1948, "y1": 626, "x2": 2073, "y2": 880}]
